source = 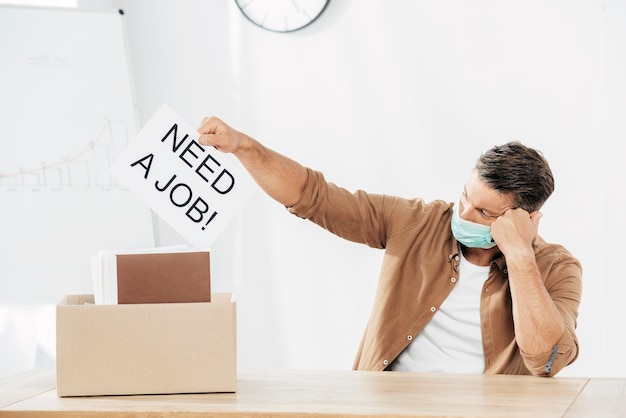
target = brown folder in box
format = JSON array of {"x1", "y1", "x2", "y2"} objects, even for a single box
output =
[{"x1": 116, "y1": 251, "x2": 211, "y2": 304}]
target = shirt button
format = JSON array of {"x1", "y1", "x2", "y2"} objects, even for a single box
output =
[
  {"x1": 407, "y1": 335, "x2": 413, "y2": 341},
  {"x1": 430, "y1": 306, "x2": 436, "y2": 312},
  {"x1": 383, "y1": 359, "x2": 389, "y2": 366}
]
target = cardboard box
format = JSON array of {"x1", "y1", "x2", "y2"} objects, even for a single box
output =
[{"x1": 56, "y1": 293, "x2": 236, "y2": 397}]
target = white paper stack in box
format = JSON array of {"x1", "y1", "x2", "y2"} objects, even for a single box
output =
[{"x1": 56, "y1": 293, "x2": 236, "y2": 397}]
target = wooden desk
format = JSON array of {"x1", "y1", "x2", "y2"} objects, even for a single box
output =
[{"x1": 1, "y1": 368, "x2": 624, "y2": 417}]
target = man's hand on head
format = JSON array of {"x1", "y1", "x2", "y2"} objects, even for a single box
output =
[{"x1": 491, "y1": 208, "x2": 542, "y2": 258}]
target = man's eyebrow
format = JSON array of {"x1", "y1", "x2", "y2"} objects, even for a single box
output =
[{"x1": 463, "y1": 186, "x2": 503, "y2": 217}]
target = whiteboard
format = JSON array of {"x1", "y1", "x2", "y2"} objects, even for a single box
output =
[{"x1": 0, "y1": 6, "x2": 155, "y2": 304}]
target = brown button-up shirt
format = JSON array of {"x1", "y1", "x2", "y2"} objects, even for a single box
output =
[{"x1": 288, "y1": 168, "x2": 582, "y2": 376}]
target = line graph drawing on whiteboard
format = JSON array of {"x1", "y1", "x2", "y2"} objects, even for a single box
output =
[
  {"x1": 0, "y1": 118, "x2": 131, "y2": 190},
  {"x1": 0, "y1": 6, "x2": 140, "y2": 193}
]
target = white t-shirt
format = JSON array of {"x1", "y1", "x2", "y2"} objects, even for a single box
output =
[{"x1": 389, "y1": 252, "x2": 490, "y2": 373}]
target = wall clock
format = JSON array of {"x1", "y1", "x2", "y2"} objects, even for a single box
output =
[{"x1": 234, "y1": 0, "x2": 330, "y2": 33}]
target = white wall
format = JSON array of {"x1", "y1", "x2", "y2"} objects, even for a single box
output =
[{"x1": 4, "y1": 0, "x2": 624, "y2": 378}]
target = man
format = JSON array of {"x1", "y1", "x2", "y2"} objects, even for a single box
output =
[{"x1": 197, "y1": 117, "x2": 582, "y2": 377}]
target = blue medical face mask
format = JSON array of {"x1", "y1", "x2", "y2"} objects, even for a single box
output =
[{"x1": 451, "y1": 202, "x2": 497, "y2": 249}]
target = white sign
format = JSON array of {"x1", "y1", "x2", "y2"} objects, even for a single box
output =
[{"x1": 110, "y1": 104, "x2": 253, "y2": 247}]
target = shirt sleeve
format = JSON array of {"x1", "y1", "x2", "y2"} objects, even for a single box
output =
[
  {"x1": 520, "y1": 251, "x2": 582, "y2": 376},
  {"x1": 287, "y1": 167, "x2": 392, "y2": 249}
]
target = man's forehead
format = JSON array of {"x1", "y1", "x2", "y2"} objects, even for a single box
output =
[{"x1": 464, "y1": 172, "x2": 514, "y2": 210}]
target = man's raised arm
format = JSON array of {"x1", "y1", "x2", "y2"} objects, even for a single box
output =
[{"x1": 197, "y1": 116, "x2": 308, "y2": 207}]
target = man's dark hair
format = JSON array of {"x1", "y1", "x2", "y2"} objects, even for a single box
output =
[{"x1": 475, "y1": 141, "x2": 554, "y2": 212}]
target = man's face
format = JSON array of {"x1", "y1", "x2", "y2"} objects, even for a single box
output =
[{"x1": 459, "y1": 170, "x2": 514, "y2": 226}]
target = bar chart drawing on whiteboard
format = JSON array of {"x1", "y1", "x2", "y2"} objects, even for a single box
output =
[{"x1": 0, "y1": 118, "x2": 131, "y2": 190}]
